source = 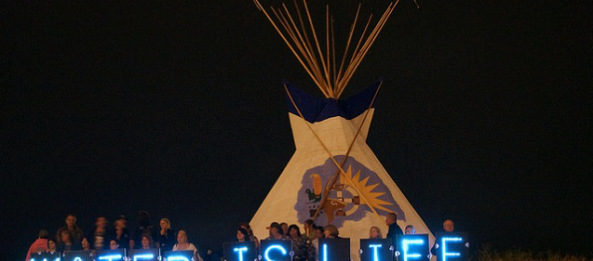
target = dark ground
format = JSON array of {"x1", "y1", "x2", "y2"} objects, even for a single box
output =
[{"x1": 2, "y1": 0, "x2": 592, "y2": 260}]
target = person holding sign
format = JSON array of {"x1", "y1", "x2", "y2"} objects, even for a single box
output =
[
  {"x1": 431, "y1": 219, "x2": 454, "y2": 256},
  {"x1": 25, "y1": 229, "x2": 49, "y2": 261},
  {"x1": 173, "y1": 230, "x2": 204, "y2": 261},
  {"x1": 288, "y1": 225, "x2": 315, "y2": 261}
]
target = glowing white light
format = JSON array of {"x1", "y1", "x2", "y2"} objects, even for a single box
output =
[
  {"x1": 133, "y1": 253, "x2": 155, "y2": 261},
  {"x1": 322, "y1": 244, "x2": 328, "y2": 261},
  {"x1": 402, "y1": 239, "x2": 424, "y2": 261},
  {"x1": 263, "y1": 244, "x2": 287, "y2": 261},
  {"x1": 167, "y1": 256, "x2": 190, "y2": 261},
  {"x1": 73, "y1": 257, "x2": 83, "y2": 261},
  {"x1": 233, "y1": 246, "x2": 248, "y2": 261},
  {"x1": 98, "y1": 254, "x2": 123, "y2": 261},
  {"x1": 368, "y1": 244, "x2": 382, "y2": 261},
  {"x1": 441, "y1": 237, "x2": 463, "y2": 261}
]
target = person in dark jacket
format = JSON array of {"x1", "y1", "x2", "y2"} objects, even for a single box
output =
[
  {"x1": 56, "y1": 214, "x2": 84, "y2": 244},
  {"x1": 431, "y1": 219, "x2": 455, "y2": 256},
  {"x1": 113, "y1": 215, "x2": 131, "y2": 250},
  {"x1": 157, "y1": 218, "x2": 176, "y2": 251},
  {"x1": 133, "y1": 211, "x2": 155, "y2": 249},
  {"x1": 385, "y1": 212, "x2": 403, "y2": 248}
]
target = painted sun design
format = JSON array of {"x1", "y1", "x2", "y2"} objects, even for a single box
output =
[{"x1": 341, "y1": 165, "x2": 393, "y2": 213}]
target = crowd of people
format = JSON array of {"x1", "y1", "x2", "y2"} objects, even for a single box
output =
[
  {"x1": 26, "y1": 211, "x2": 457, "y2": 261},
  {"x1": 26, "y1": 212, "x2": 200, "y2": 261}
]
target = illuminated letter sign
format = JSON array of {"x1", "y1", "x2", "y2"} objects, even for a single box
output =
[
  {"x1": 63, "y1": 250, "x2": 94, "y2": 261},
  {"x1": 163, "y1": 250, "x2": 193, "y2": 261},
  {"x1": 133, "y1": 254, "x2": 154, "y2": 261},
  {"x1": 167, "y1": 257, "x2": 190, "y2": 261},
  {"x1": 441, "y1": 237, "x2": 462, "y2": 261},
  {"x1": 96, "y1": 249, "x2": 125, "y2": 261},
  {"x1": 131, "y1": 249, "x2": 158, "y2": 261},
  {"x1": 435, "y1": 233, "x2": 469, "y2": 261},
  {"x1": 264, "y1": 245, "x2": 288, "y2": 261},
  {"x1": 360, "y1": 239, "x2": 392, "y2": 261},
  {"x1": 369, "y1": 244, "x2": 382, "y2": 261},
  {"x1": 234, "y1": 247, "x2": 248, "y2": 261},
  {"x1": 31, "y1": 253, "x2": 60, "y2": 261},
  {"x1": 320, "y1": 238, "x2": 350, "y2": 261},
  {"x1": 396, "y1": 234, "x2": 429, "y2": 261},
  {"x1": 222, "y1": 241, "x2": 256, "y2": 261},
  {"x1": 98, "y1": 255, "x2": 122, "y2": 261},
  {"x1": 260, "y1": 240, "x2": 292, "y2": 261}
]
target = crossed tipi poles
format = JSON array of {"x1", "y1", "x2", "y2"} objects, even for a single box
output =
[{"x1": 284, "y1": 82, "x2": 386, "y2": 225}]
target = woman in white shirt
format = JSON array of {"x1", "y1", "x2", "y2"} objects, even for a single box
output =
[{"x1": 172, "y1": 230, "x2": 203, "y2": 261}]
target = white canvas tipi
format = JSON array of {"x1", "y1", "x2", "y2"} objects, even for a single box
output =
[{"x1": 250, "y1": 82, "x2": 434, "y2": 260}]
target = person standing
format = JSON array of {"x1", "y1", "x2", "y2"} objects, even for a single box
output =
[
  {"x1": 288, "y1": 225, "x2": 314, "y2": 261},
  {"x1": 56, "y1": 214, "x2": 84, "y2": 243},
  {"x1": 385, "y1": 212, "x2": 403, "y2": 249},
  {"x1": 91, "y1": 216, "x2": 110, "y2": 250},
  {"x1": 303, "y1": 220, "x2": 315, "y2": 240},
  {"x1": 114, "y1": 216, "x2": 131, "y2": 250},
  {"x1": 133, "y1": 211, "x2": 155, "y2": 249},
  {"x1": 431, "y1": 219, "x2": 455, "y2": 256},
  {"x1": 157, "y1": 218, "x2": 175, "y2": 251},
  {"x1": 25, "y1": 229, "x2": 49, "y2": 261},
  {"x1": 172, "y1": 230, "x2": 203, "y2": 261}
]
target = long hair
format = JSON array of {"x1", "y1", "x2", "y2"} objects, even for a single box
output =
[
  {"x1": 288, "y1": 224, "x2": 301, "y2": 237},
  {"x1": 369, "y1": 226, "x2": 383, "y2": 238}
]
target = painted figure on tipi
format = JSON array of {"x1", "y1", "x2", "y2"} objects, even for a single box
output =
[{"x1": 250, "y1": 1, "x2": 434, "y2": 260}]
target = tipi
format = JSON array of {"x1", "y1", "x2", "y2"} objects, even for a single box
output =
[{"x1": 250, "y1": 1, "x2": 434, "y2": 260}]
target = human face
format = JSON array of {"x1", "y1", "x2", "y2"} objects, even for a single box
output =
[
  {"x1": 66, "y1": 215, "x2": 76, "y2": 227},
  {"x1": 281, "y1": 224, "x2": 288, "y2": 235},
  {"x1": 160, "y1": 220, "x2": 169, "y2": 230},
  {"x1": 81, "y1": 238, "x2": 90, "y2": 250},
  {"x1": 177, "y1": 231, "x2": 187, "y2": 244},
  {"x1": 48, "y1": 240, "x2": 56, "y2": 250},
  {"x1": 237, "y1": 230, "x2": 245, "y2": 241},
  {"x1": 270, "y1": 227, "x2": 280, "y2": 237},
  {"x1": 443, "y1": 220, "x2": 454, "y2": 232},
  {"x1": 370, "y1": 227, "x2": 380, "y2": 239},
  {"x1": 115, "y1": 219, "x2": 124, "y2": 229},
  {"x1": 142, "y1": 237, "x2": 150, "y2": 248},
  {"x1": 109, "y1": 240, "x2": 119, "y2": 250},
  {"x1": 315, "y1": 229, "x2": 323, "y2": 239},
  {"x1": 60, "y1": 231, "x2": 71, "y2": 243},
  {"x1": 385, "y1": 215, "x2": 396, "y2": 226},
  {"x1": 96, "y1": 217, "x2": 107, "y2": 227},
  {"x1": 289, "y1": 228, "x2": 298, "y2": 238},
  {"x1": 405, "y1": 226, "x2": 416, "y2": 235},
  {"x1": 323, "y1": 230, "x2": 333, "y2": 238}
]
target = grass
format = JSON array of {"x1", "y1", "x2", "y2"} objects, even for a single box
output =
[{"x1": 475, "y1": 245, "x2": 592, "y2": 261}]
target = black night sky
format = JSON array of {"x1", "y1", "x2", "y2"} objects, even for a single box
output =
[{"x1": 2, "y1": 0, "x2": 592, "y2": 260}]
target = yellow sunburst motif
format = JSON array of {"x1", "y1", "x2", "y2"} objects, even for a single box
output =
[{"x1": 340, "y1": 165, "x2": 393, "y2": 213}]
